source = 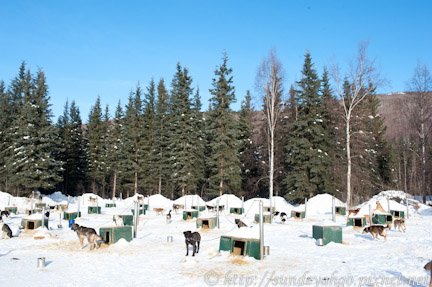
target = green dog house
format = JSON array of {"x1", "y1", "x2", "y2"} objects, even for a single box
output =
[
  {"x1": 183, "y1": 210, "x2": 199, "y2": 220},
  {"x1": 196, "y1": 217, "x2": 217, "y2": 229},
  {"x1": 390, "y1": 210, "x2": 405, "y2": 219},
  {"x1": 335, "y1": 206, "x2": 347, "y2": 216},
  {"x1": 291, "y1": 210, "x2": 306, "y2": 219},
  {"x1": 347, "y1": 216, "x2": 368, "y2": 228},
  {"x1": 21, "y1": 218, "x2": 49, "y2": 230},
  {"x1": 312, "y1": 225, "x2": 342, "y2": 245},
  {"x1": 372, "y1": 213, "x2": 393, "y2": 225},
  {"x1": 229, "y1": 207, "x2": 244, "y2": 215},
  {"x1": 88, "y1": 206, "x2": 101, "y2": 214},
  {"x1": 105, "y1": 203, "x2": 116, "y2": 208},
  {"x1": 219, "y1": 235, "x2": 262, "y2": 260},
  {"x1": 113, "y1": 215, "x2": 134, "y2": 226},
  {"x1": 63, "y1": 211, "x2": 81, "y2": 220},
  {"x1": 99, "y1": 226, "x2": 133, "y2": 244},
  {"x1": 131, "y1": 207, "x2": 146, "y2": 215},
  {"x1": 140, "y1": 204, "x2": 149, "y2": 211},
  {"x1": 191, "y1": 205, "x2": 206, "y2": 211},
  {"x1": 4, "y1": 207, "x2": 18, "y2": 214},
  {"x1": 254, "y1": 213, "x2": 271, "y2": 223}
]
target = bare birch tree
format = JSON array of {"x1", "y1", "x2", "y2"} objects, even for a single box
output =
[
  {"x1": 407, "y1": 63, "x2": 432, "y2": 200},
  {"x1": 256, "y1": 50, "x2": 284, "y2": 218},
  {"x1": 332, "y1": 42, "x2": 382, "y2": 207}
]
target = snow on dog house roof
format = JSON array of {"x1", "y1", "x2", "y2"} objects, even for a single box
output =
[
  {"x1": 225, "y1": 224, "x2": 260, "y2": 240},
  {"x1": 148, "y1": 194, "x2": 173, "y2": 210},
  {"x1": 206, "y1": 194, "x2": 242, "y2": 208},
  {"x1": 356, "y1": 197, "x2": 406, "y2": 216},
  {"x1": 244, "y1": 198, "x2": 271, "y2": 214},
  {"x1": 174, "y1": 194, "x2": 206, "y2": 209},
  {"x1": 295, "y1": 194, "x2": 345, "y2": 216}
]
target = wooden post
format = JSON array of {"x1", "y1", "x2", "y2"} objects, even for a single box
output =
[{"x1": 259, "y1": 200, "x2": 264, "y2": 260}]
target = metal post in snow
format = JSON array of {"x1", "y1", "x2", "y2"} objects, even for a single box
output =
[
  {"x1": 387, "y1": 198, "x2": 390, "y2": 214},
  {"x1": 77, "y1": 197, "x2": 81, "y2": 216},
  {"x1": 216, "y1": 199, "x2": 220, "y2": 229},
  {"x1": 241, "y1": 196, "x2": 244, "y2": 212},
  {"x1": 259, "y1": 200, "x2": 264, "y2": 260},
  {"x1": 369, "y1": 204, "x2": 372, "y2": 225},
  {"x1": 332, "y1": 196, "x2": 336, "y2": 222},
  {"x1": 42, "y1": 207, "x2": 45, "y2": 229},
  {"x1": 133, "y1": 201, "x2": 138, "y2": 238},
  {"x1": 406, "y1": 192, "x2": 409, "y2": 219},
  {"x1": 304, "y1": 198, "x2": 308, "y2": 218}
]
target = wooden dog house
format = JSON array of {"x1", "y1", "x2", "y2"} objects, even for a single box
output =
[
  {"x1": 183, "y1": 210, "x2": 199, "y2": 220},
  {"x1": 254, "y1": 213, "x2": 271, "y2": 223},
  {"x1": 372, "y1": 213, "x2": 393, "y2": 225},
  {"x1": 99, "y1": 226, "x2": 132, "y2": 244},
  {"x1": 63, "y1": 211, "x2": 81, "y2": 220},
  {"x1": 219, "y1": 235, "x2": 262, "y2": 260},
  {"x1": 21, "y1": 218, "x2": 49, "y2": 230},
  {"x1": 335, "y1": 206, "x2": 347, "y2": 215},
  {"x1": 4, "y1": 207, "x2": 17, "y2": 214},
  {"x1": 229, "y1": 207, "x2": 244, "y2": 215},
  {"x1": 291, "y1": 210, "x2": 306, "y2": 219},
  {"x1": 88, "y1": 206, "x2": 101, "y2": 214},
  {"x1": 114, "y1": 215, "x2": 134, "y2": 226},
  {"x1": 312, "y1": 225, "x2": 342, "y2": 245},
  {"x1": 347, "y1": 216, "x2": 368, "y2": 228},
  {"x1": 196, "y1": 217, "x2": 217, "y2": 229},
  {"x1": 105, "y1": 203, "x2": 116, "y2": 208},
  {"x1": 390, "y1": 210, "x2": 405, "y2": 219}
]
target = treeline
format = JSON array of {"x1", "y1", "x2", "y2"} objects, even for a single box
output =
[{"x1": 0, "y1": 52, "x2": 431, "y2": 204}]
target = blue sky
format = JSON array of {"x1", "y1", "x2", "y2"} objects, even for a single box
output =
[{"x1": 1, "y1": 0, "x2": 431, "y2": 121}]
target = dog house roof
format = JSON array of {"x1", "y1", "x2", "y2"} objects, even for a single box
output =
[
  {"x1": 174, "y1": 195, "x2": 206, "y2": 208},
  {"x1": 225, "y1": 225, "x2": 260, "y2": 240},
  {"x1": 207, "y1": 194, "x2": 242, "y2": 208}
]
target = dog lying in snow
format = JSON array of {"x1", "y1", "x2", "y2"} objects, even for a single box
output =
[
  {"x1": 183, "y1": 230, "x2": 201, "y2": 256},
  {"x1": 0, "y1": 210, "x2": 10, "y2": 218},
  {"x1": 71, "y1": 223, "x2": 104, "y2": 250},
  {"x1": 0, "y1": 221, "x2": 12, "y2": 239},
  {"x1": 393, "y1": 219, "x2": 406, "y2": 232},
  {"x1": 234, "y1": 219, "x2": 247, "y2": 228},
  {"x1": 153, "y1": 208, "x2": 164, "y2": 215},
  {"x1": 362, "y1": 225, "x2": 389, "y2": 240}
]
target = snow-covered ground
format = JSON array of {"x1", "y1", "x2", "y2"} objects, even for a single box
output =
[{"x1": 0, "y1": 191, "x2": 431, "y2": 287}]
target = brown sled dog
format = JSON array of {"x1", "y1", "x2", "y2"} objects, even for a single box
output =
[
  {"x1": 362, "y1": 225, "x2": 389, "y2": 240},
  {"x1": 71, "y1": 223, "x2": 104, "y2": 250}
]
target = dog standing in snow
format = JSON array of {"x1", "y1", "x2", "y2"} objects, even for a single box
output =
[
  {"x1": 71, "y1": 223, "x2": 104, "y2": 250},
  {"x1": 393, "y1": 219, "x2": 406, "y2": 232},
  {"x1": 0, "y1": 221, "x2": 13, "y2": 239},
  {"x1": 362, "y1": 225, "x2": 389, "y2": 240},
  {"x1": 166, "y1": 210, "x2": 172, "y2": 223},
  {"x1": 234, "y1": 219, "x2": 247, "y2": 228},
  {"x1": 183, "y1": 230, "x2": 201, "y2": 256}
]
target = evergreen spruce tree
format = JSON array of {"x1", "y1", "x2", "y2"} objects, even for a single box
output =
[
  {"x1": 0, "y1": 80, "x2": 13, "y2": 193},
  {"x1": 168, "y1": 63, "x2": 199, "y2": 197},
  {"x1": 107, "y1": 101, "x2": 127, "y2": 198},
  {"x1": 142, "y1": 79, "x2": 158, "y2": 194},
  {"x1": 155, "y1": 79, "x2": 172, "y2": 197},
  {"x1": 321, "y1": 68, "x2": 344, "y2": 198},
  {"x1": 207, "y1": 54, "x2": 241, "y2": 197},
  {"x1": 86, "y1": 96, "x2": 108, "y2": 195},
  {"x1": 123, "y1": 85, "x2": 145, "y2": 196},
  {"x1": 57, "y1": 100, "x2": 88, "y2": 196},
  {"x1": 285, "y1": 52, "x2": 332, "y2": 201},
  {"x1": 238, "y1": 90, "x2": 259, "y2": 198},
  {"x1": 8, "y1": 68, "x2": 63, "y2": 195}
]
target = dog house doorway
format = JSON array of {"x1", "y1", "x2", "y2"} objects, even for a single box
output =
[
  {"x1": 104, "y1": 230, "x2": 110, "y2": 243},
  {"x1": 28, "y1": 221, "x2": 35, "y2": 229},
  {"x1": 202, "y1": 220, "x2": 209, "y2": 229},
  {"x1": 386, "y1": 215, "x2": 392, "y2": 222},
  {"x1": 186, "y1": 212, "x2": 192, "y2": 220},
  {"x1": 233, "y1": 240, "x2": 246, "y2": 256},
  {"x1": 354, "y1": 218, "x2": 363, "y2": 227},
  {"x1": 393, "y1": 211, "x2": 400, "y2": 217}
]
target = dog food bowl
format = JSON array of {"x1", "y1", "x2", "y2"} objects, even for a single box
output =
[
  {"x1": 167, "y1": 235, "x2": 173, "y2": 243},
  {"x1": 263, "y1": 246, "x2": 270, "y2": 256},
  {"x1": 316, "y1": 238, "x2": 324, "y2": 246},
  {"x1": 37, "y1": 257, "x2": 46, "y2": 268}
]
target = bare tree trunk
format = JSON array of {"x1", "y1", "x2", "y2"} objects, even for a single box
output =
[
  {"x1": 158, "y1": 176, "x2": 162, "y2": 194},
  {"x1": 112, "y1": 172, "x2": 117, "y2": 199},
  {"x1": 219, "y1": 178, "x2": 224, "y2": 197},
  {"x1": 346, "y1": 116, "x2": 352, "y2": 207},
  {"x1": 134, "y1": 172, "x2": 138, "y2": 195}
]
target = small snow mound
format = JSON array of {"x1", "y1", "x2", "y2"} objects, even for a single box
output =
[
  {"x1": 174, "y1": 195, "x2": 206, "y2": 210},
  {"x1": 111, "y1": 238, "x2": 130, "y2": 248},
  {"x1": 148, "y1": 194, "x2": 173, "y2": 210},
  {"x1": 305, "y1": 194, "x2": 345, "y2": 216},
  {"x1": 207, "y1": 194, "x2": 243, "y2": 209}
]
